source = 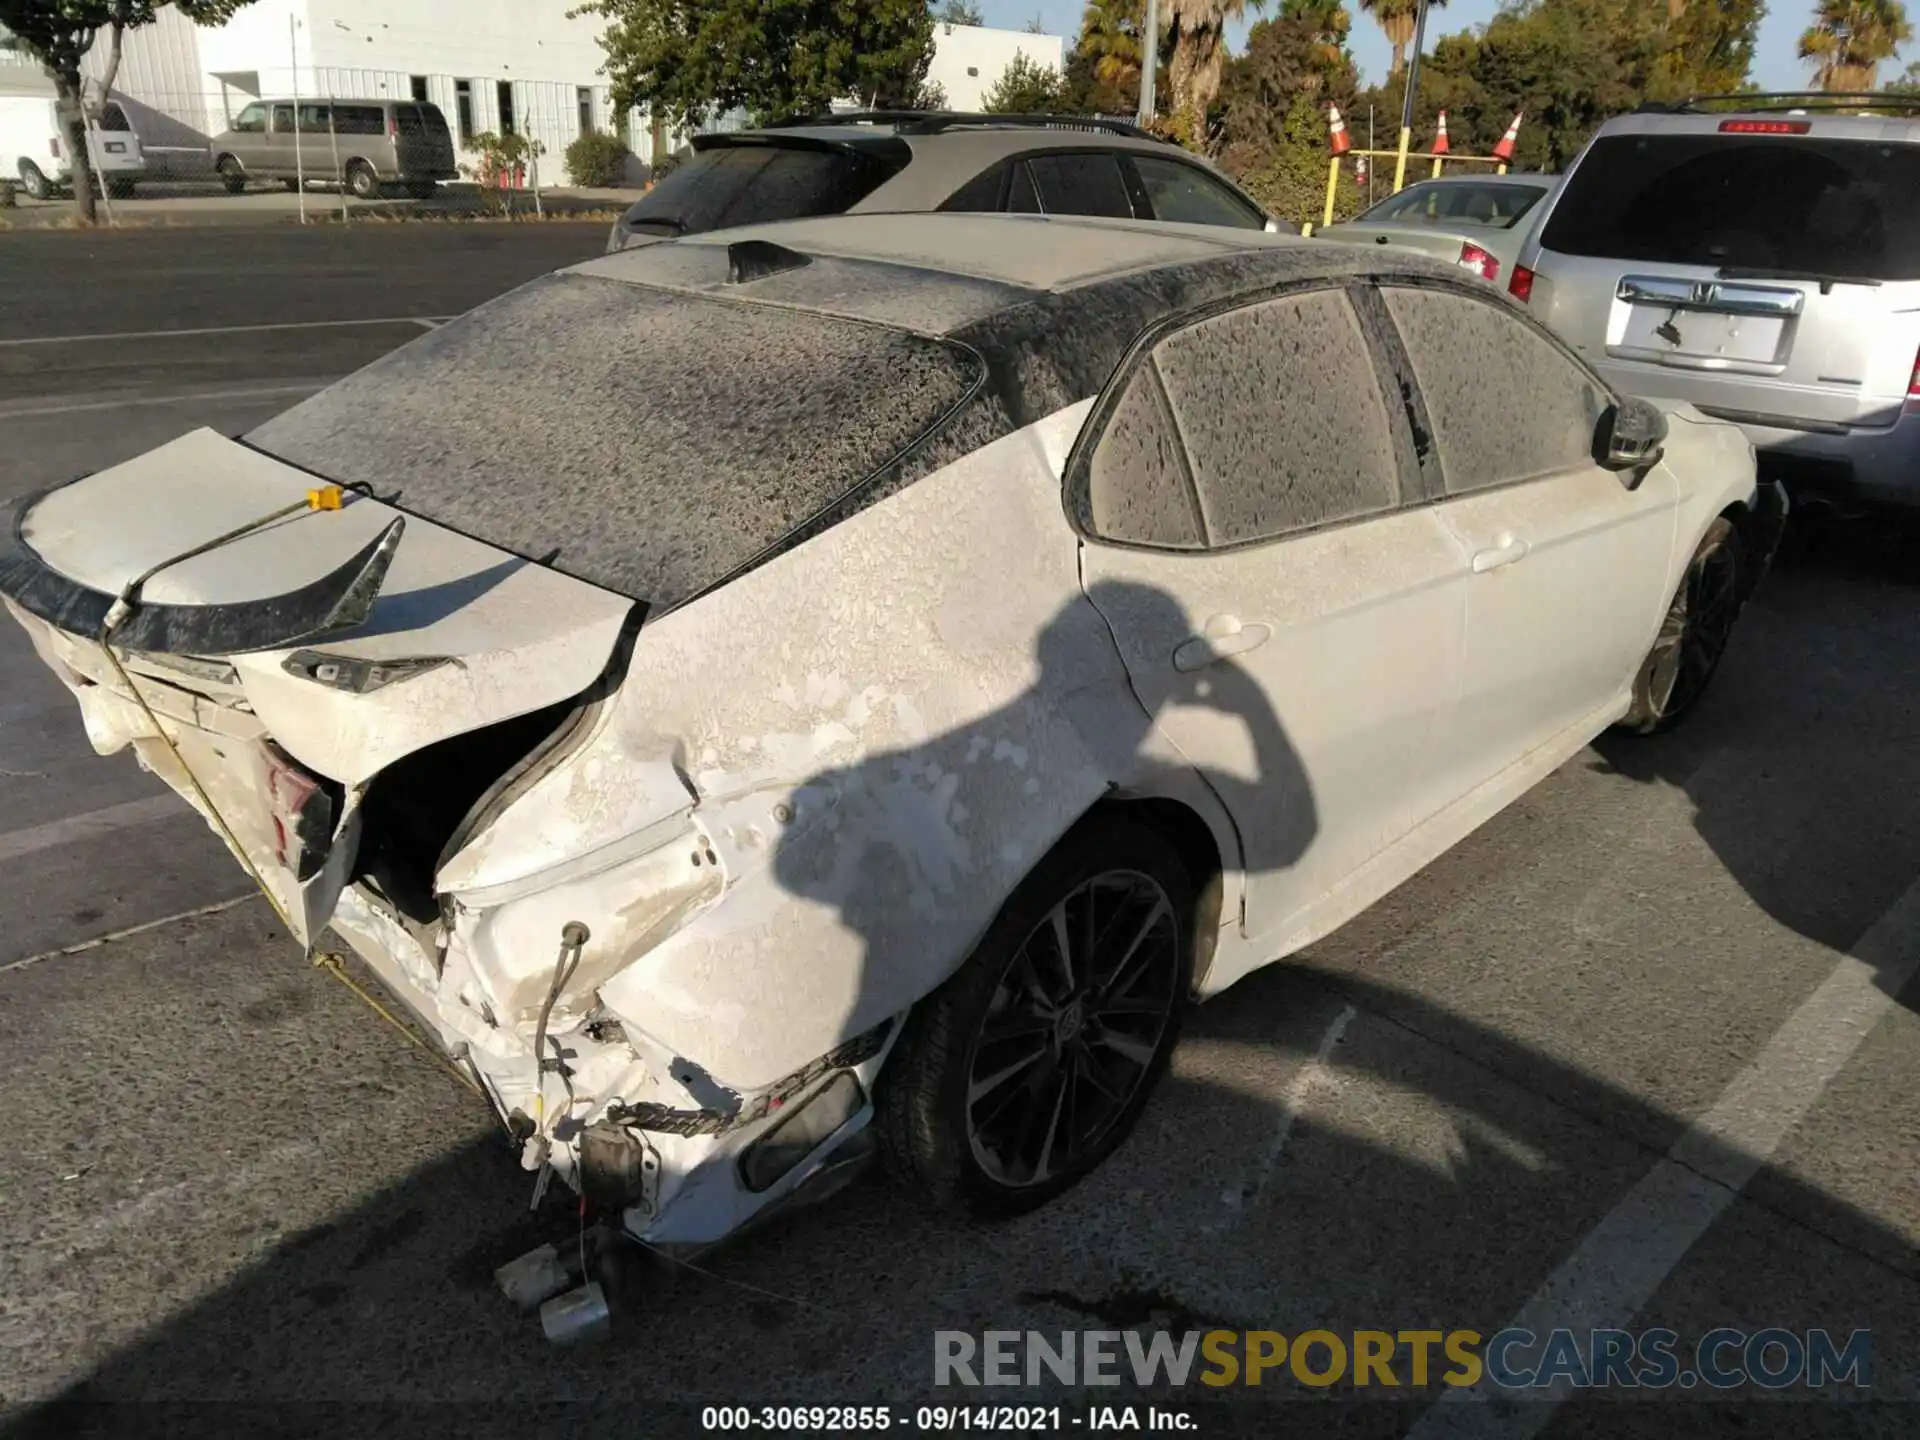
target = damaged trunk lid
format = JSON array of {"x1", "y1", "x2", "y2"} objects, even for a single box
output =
[{"x1": 1, "y1": 427, "x2": 636, "y2": 945}]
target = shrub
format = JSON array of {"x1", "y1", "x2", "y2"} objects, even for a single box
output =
[{"x1": 566, "y1": 129, "x2": 632, "y2": 187}]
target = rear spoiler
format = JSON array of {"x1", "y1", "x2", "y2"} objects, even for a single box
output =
[{"x1": 0, "y1": 484, "x2": 404, "y2": 655}]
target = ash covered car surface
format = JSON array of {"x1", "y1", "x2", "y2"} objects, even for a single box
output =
[{"x1": 1, "y1": 213, "x2": 1783, "y2": 1253}]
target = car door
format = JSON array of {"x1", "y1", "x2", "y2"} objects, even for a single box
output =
[
  {"x1": 1073, "y1": 285, "x2": 1472, "y2": 966},
  {"x1": 1375, "y1": 281, "x2": 1679, "y2": 789}
]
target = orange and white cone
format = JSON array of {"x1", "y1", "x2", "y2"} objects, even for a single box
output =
[
  {"x1": 1355, "y1": 154, "x2": 1369, "y2": 185},
  {"x1": 1431, "y1": 109, "x2": 1450, "y2": 156},
  {"x1": 1328, "y1": 103, "x2": 1352, "y2": 156},
  {"x1": 1492, "y1": 110, "x2": 1523, "y2": 163}
]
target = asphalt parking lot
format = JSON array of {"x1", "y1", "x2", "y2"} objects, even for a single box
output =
[{"x1": 2, "y1": 225, "x2": 1918, "y2": 1438}]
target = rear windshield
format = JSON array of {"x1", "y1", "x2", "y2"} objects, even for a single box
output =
[
  {"x1": 1358, "y1": 181, "x2": 1549, "y2": 229},
  {"x1": 1541, "y1": 133, "x2": 1920, "y2": 280},
  {"x1": 623, "y1": 142, "x2": 903, "y2": 237},
  {"x1": 245, "y1": 274, "x2": 978, "y2": 609}
]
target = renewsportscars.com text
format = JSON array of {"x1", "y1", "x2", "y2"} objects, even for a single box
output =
[{"x1": 934, "y1": 1327, "x2": 1872, "y2": 1391}]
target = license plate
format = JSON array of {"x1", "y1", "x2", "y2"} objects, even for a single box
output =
[
  {"x1": 1619, "y1": 306, "x2": 1785, "y2": 366},
  {"x1": 104, "y1": 141, "x2": 125, "y2": 153}
]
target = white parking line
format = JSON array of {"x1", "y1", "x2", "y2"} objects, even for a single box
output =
[
  {"x1": 0, "y1": 383, "x2": 322, "y2": 420},
  {"x1": 0, "y1": 794, "x2": 186, "y2": 866},
  {"x1": 0, "y1": 315, "x2": 455, "y2": 348},
  {"x1": 0, "y1": 895, "x2": 257, "y2": 976},
  {"x1": 1406, "y1": 871, "x2": 1920, "y2": 1439}
]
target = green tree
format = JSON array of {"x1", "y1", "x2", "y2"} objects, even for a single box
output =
[
  {"x1": 1359, "y1": 0, "x2": 1447, "y2": 80},
  {"x1": 1799, "y1": 0, "x2": 1913, "y2": 90},
  {"x1": 1070, "y1": 0, "x2": 1152, "y2": 112},
  {"x1": 935, "y1": 0, "x2": 983, "y2": 22},
  {"x1": 574, "y1": 0, "x2": 936, "y2": 131},
  {"x1": 0, "y1": 0, "x2": 256, "y2": 223},
  {"x1": 982, "y1": 50, "x2": 1067, "y2": 111},
  {"x1": 1214, "y1": 13, "x2": 1359, "y2": 219}
]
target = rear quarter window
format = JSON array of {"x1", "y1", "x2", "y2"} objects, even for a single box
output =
[
  {"x1": 245, "y1": 275, "x2": 981, "y2": 610},
  {"x1": 1542, "y1": 132, "x2": 1920, "y2": 280}
]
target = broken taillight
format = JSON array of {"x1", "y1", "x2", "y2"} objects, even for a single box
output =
[
  {"x1": 264, "y1": 748, "x2": 335, "y2": 880},
  {"x1": 282, "y1": 649, "x2": 452, "y2": 693},
  {"x1": 1458, "y1": 241, "x2": 1500, "y2": 283},
  {"x1": 1509, "y1": 263, "x2": 1537, "y2": 304}
]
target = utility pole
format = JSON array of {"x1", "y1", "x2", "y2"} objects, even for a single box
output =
[
  {"x1": 1392, "y1": 0, "x2": 1431, "y2": 194},
  {"x1": 289, "y1": 15, "x2": 306, "y2": 223},
  {"x1": 1136, "y1": 0, "x2": 1158, "y2": 128}
]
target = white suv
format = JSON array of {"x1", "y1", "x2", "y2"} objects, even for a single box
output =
[{"x1": 1509, "y1": 93, "x2": 1920, "y2": 517}]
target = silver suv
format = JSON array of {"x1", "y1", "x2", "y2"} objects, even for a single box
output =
[
  {"x1": 1510, "y1": 93, "x2": 1920, "y2": 515},
  {"x1": 607, "y1": 110, "x2": 1286, "y2": 253}
]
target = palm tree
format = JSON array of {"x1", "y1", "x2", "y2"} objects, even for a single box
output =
[
  {"x1": 1280, "y1": 0, "x2": 1352, "y2": 95},
  {"x1": 1080, "y1": 0, "x2": 1152, "y2": 97},
  {"x1": 1166, "y1": 0, "x2": 1264, "y2": 132},
  {"x1": 1799, "y1": 0, "x2": 1914, "y2": 90},
  {"x1": 1359, "y1": 0, "x2": 1447, "y2": 80}
]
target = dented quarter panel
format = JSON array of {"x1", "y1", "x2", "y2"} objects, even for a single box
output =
[{"x1": 441, "y1": 403, "x2": 1163, "y2": 1094}]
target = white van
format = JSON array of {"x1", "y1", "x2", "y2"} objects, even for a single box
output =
[{"x1": 0, "y1": 72, "x2": 146, "y2": 199}]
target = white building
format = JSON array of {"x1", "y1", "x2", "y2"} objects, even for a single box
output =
[
  {"x1": 2, "y1": 7, "x2": 1069, "y2": 186},
  {"x1": 925, "y1": 21, "x2": 1064, "y2": 112}
]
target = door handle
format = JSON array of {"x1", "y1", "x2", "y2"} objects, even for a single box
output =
[
  {"x1": 1472, "y1": 534, "x2": 1531, "y2": 573},
  {"x1": 1173, "y1": 617, "x2": 1271, "y2": 672}
]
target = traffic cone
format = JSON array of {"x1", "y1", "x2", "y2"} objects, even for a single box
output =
[
  {"x1": 1355, "y1": 154, "x2": 1369, "y2": 185},
  {"x1": 1491, "y1": 110, "x2": 1523, "y2": 163},
  {"x1": 1327, "y1": 103, "x2": 1351, "y2": 156},
  {"x1": 1431, "y1": 109, "x2": 1450, "y2": 156}
]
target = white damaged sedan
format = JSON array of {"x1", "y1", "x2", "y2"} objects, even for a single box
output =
[{"x1": 1, "y1": 214, "x2": 1783, "y2": 1254}]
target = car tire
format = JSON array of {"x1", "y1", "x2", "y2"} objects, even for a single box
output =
[
  {"x1": 1617, "y1": 516, "x2": 1746, "y2": 736},
  {"x1": 107, "y1": 178, "x2": 135, "y2": 199},
  {"x1": 216, "y1": 157, "x2": 246, "y2": 194},
  {"x1": 19, "y1": 161, "x2": 52, "y2": 201},
  {"x1": 877, "y1": 817, "x2": 1195, "y2": 1218},
  {"x1": 345, "y1": 162, "x2": 380, "y2": 200}
]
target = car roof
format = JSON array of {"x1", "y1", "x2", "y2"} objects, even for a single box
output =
[
  {"x1": 570, "y1": 211, "x2": 1476, "y2": 335},
  {"x1": 1594, "y1": 107, "x2": 1920, "y2": 144}
]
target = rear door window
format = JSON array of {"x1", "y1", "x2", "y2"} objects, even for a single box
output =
[
  {"x1": 1381, "y1": 285, "x2": 1606, "y2": 494},
  {"x1": 271, "y1": 104, "x2": 296, "y2": 132},
  {"x1": 334, "y1": 105, "x2": 386, "y2": 135},
  {"x1": 621, "y1": 143, "x2": 904, "y2": 237},
  {"x1": 1541, "y1": 133, "x2": 1920, "y2": 280},
  {"x1": 245, "y1": 274, "x2": 981, "y2": 610},
  {"x1": 1027, "y1": 152, "x2": 1135, "y2": 219},
  {"x1": 1150, "y1": 289, "x2": 1402, "y2": 545}
]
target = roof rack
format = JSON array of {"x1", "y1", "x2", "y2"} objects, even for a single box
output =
[
  {"x1": 1641, "y1": 90, "x2": 1920, "y2": 116},
  {"x1": 772, "y1": 109, "x2": 1164, "y2": 141}
]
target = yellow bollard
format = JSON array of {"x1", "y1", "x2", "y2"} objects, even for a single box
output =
[
  {"x1": 1392, "y1": 127, "x2": 1412, "y2": 194},
  {"x1": 1430, "y1": 155, "x2": 1443, "y2": 180},
  {"x1": 1322, "y1": 154, "x2": 1340, "y2": 229}
]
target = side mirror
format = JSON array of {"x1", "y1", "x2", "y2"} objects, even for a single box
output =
[{"x1": 1596, "y1": 397, "x2": 1667, "y2": 482}]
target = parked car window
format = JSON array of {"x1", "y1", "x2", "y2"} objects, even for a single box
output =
[
  {"x1": 297, "y1": 104, "x2": 331, "y2": 130},
  {"x1": 246, "y1": 274, "x2": 981, "y2": 612},
  {"x1": 1541, "y1": 134, "x2": 1920, "y2": 281},
  {"x1": 940, "y1": 162, "x2": 1008, "y2": 212},
  {"x1": 1028, "y1": 152, "x2": 1134, "y2": 219},
  {"x1": 334, "y1": 105, "x2": 386, "y2": 136},
  {"x1": 1007, "y1": 160, "x2": 1041, "y2": 213},
  {"x1": 271, "y1": 104, "x2": 296, "y2": 131},
  {"x1": 97, "y1": 103, "x2": 132, "y2": 133},
  {"x1": 231, "y1": 103, "x2": 267, "y2": 134},
  {"x1": 622, "y1": 143, "x2": 904, "y2": 237},
  {"x1": 1359, "y1": 181, "x2": 1549, "y2": 229},
  {"x1": 395, "y1": 104, "x2": 447, "y2": 140},
  {"x1": 1381, "y1": 285, "x2": 1605, "y2": 495},
  {"x1": 1152, "y1": 289, "x2": 1401, "y2": 545},
  {"x1": 1132, "y1": 155, "x2": 1263, "y2": 229},
  {"x1": 1084, "y1": 365, "x2": 1204, "y2": 549}
]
